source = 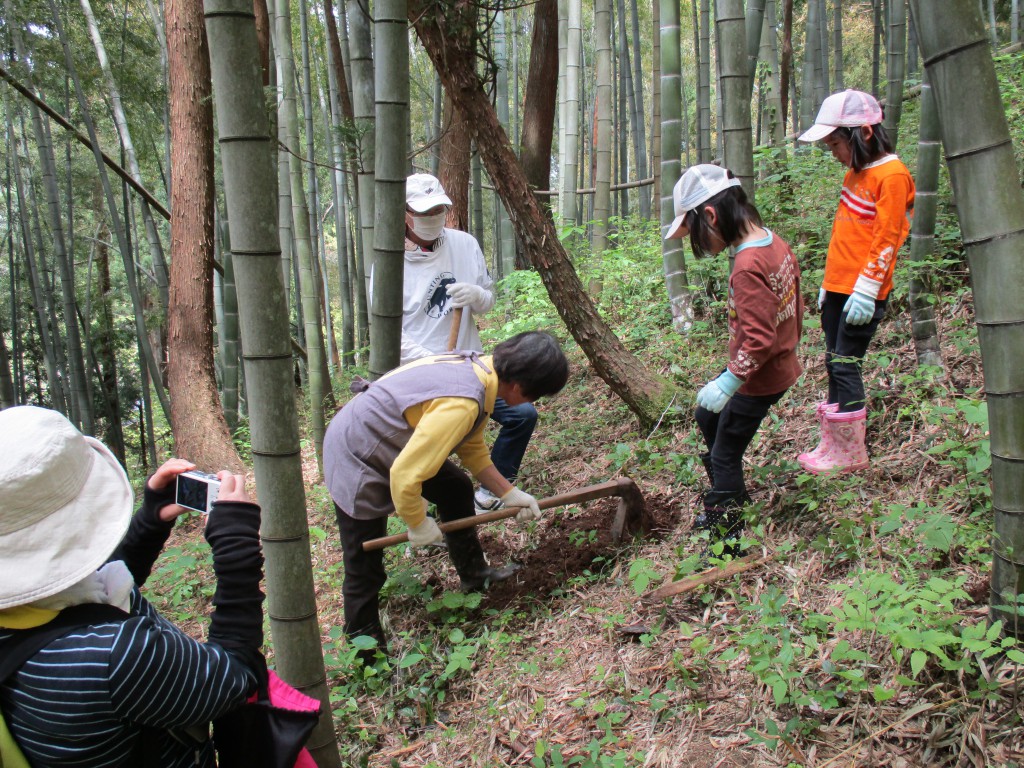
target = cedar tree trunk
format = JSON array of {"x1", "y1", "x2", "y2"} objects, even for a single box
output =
[{"x1": 167, "y1": 0, "x2": 242, "y2": 470}]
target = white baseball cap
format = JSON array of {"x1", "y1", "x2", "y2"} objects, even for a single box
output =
[
  {"x1": 406, "y1": 173, "x2": 453, "y2": 213},
  {"x1": 0, "y1": 406, "x2": 134, "y2": 609},
  {"x1": 664, "y1": 164, "x2": 742, "y2": 240},
  {"x1": 798, "y1": 89, "x2": 884, "y2": 143}
]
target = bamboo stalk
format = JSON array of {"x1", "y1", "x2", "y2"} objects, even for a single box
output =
[
  {"x1": 644, "y1": 554, "x2": 773, "y2": 600},
  {"x1": 0, "y1": 64, "x2": 170, "y2": 220}
]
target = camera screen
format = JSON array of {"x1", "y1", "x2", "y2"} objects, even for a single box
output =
[{"x1": 176, "y1": 474, "x2": 211, "y2": 513}]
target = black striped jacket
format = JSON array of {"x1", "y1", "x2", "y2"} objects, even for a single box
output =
[{"x1": 0, "y1": 487, "x2": 264, "y2": 766}]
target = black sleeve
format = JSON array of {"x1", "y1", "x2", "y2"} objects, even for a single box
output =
[
  {"x1": 204, "y1": 500, "x2": 265, "y2": 667},
  {"x1": 107, "y1": 482, "x2": 177, "y2": 585}
]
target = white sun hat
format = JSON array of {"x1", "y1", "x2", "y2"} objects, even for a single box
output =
[
  {"x1": 798, "y1": 89, "x2": 884, "y2": 143},
  {"x1": 664, "y1": 164, "x2": 742, "y2": 240},
  {"x1": 406, "y1": 173, "x2": 453, "y2": 213},
  {"x1": 0, "y1": 406, "x2": 134, "y2": 609}
]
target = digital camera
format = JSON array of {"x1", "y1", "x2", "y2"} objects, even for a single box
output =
[{"x1": 175, "y1": 471, "x2": 221, "y2": 515}]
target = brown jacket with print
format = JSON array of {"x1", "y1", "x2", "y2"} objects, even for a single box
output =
[{"x1": 726, "y1": 231, "x2": 804, "y2": 396}]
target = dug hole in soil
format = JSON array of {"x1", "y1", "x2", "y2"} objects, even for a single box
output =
[{"x1": 470, "y1": 493, "x2": 681, "y2": 608}]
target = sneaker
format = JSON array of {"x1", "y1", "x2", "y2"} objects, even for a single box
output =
[{"x1": 474, "y1": 488, "x2": 503, "y2": 514}]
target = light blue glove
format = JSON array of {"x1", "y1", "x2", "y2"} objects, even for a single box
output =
[
  {"x1": 696, "y1": 370, "x2": 744, "y2": 413},
  {"x1": 843, "y1": 291, "x2": 876, "y2": 325},
  {"x1": 818, "y1": 287, "x2": 826, "y2": 311}
]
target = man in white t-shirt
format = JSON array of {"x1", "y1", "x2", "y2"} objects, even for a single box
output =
[{"x1": 401, "y1": 173, "x2": 538, "y2": 511}]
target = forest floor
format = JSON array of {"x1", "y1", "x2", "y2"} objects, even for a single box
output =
[
  {"x1": 155, "y1": 278, "x2": 1024, "y2": 767},
  {"x1": 280, "y1": 289, "x2": 1021, "y2": 768}
]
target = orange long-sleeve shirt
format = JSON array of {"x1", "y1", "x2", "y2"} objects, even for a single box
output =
[{"x1": 823, "y1": 154, "x2": 915, "y2": 300}]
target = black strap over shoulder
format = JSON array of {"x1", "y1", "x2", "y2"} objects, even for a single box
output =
[
  {"x1": 0, "y1": 604, "x2": 173, "y2": 768},
  {"x1": 0, "y1": 604, "x2": 130, "y2": 683}
]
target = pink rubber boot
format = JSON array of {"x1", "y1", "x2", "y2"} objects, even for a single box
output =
[
  {"x1": 797, "y1": 402, "x2": 839, "y2": 469},
  {"x1": 799, "y1": 407, "x2": 869, "y2": 474}
]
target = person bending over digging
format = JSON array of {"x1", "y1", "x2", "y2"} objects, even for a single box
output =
[
  {"x1": 395, "y1": 173, "x2": 539, "y2": 514},
  {"x1": 665, "y1": 165, "x2": 804, "y2": 556},
  {"x1": 324, "y1": 331, "x2": 569, "y2": 658}
]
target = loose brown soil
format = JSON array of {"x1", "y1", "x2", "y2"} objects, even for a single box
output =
[{"x1": 476, "y1": 493, "x2": 683, "y2": 608}]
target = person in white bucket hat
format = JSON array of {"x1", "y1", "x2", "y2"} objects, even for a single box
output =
[
  {"x1": 0, "y1": 406, "x2": 266, "y2": 766},
  {"x1": 795, "y1": 90, "x2": 915, "y2": 476},
  {"x1": 666, "y1": 165, "x2": 803, "y2": 558}
]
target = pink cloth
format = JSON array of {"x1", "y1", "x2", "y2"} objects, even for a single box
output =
[{"x1": 249, "y1": 670, "x2": 321, "y2": 767}]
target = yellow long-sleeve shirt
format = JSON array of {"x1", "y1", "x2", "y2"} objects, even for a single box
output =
[
  {"x1": 823, "y1": 154, "x2": 915, "y2": 300},
  {"x1": 387, "y1": 355, "x2": 497, "y2": 526}
]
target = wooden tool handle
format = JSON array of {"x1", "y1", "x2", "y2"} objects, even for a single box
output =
[
  {"x1": 446, "y1": 307, "x2": 464, "y2": 351},
  {"x1": 362, "y1": 479, "x2": 627, "y2": 551}
]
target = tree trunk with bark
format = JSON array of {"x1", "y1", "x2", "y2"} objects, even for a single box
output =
[
  {"x1": 0, "y1": 325, "x2": 14, "y2": 409},
  {"x1": 884, "y1": 0, "x2": 907, "y2": 148},
  {"x1": 519, "y1": 0, "x2": 558, "y2": 215},
  {"x1": 410, "y1": 0, "x2": 677, "y2": 427},
  {"x1": 591, "y1": 0, "x2": 612, "y2": 261},
  {"x1": 440, "y1": 92, "x2": 473, "y2": 231},
  {"x1": 659, "y1": 0, "x2": 695, "y2": 333},
  {"x1": 167, "y1": 0, "x2": 243, "y2": 471},
  {"x1": 719, "y1": 0, "x2": 755, "y2": 196},
  {"x1": 562, "y1": 0, "x2": 582, "y2": 223},
  {"x1": 697, "y1": 0, "x2": 712, "y2": 162},
  {"x1": 93, "y1": 191, "x2": 127, "y2": 462},
  {"x1": 518, "y1": 0, "x2": 557, "y2": 269},
  {"x1": 368, "y1": 0, "x2": 409, "y2": 377}
]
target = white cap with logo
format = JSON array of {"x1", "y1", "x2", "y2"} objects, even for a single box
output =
[
  {"x1": 406, "y1": 173, "x2": 453, "y2": 213},
  {"x1": 664, "y1": 164, "x2": 741, "y2": 240}
]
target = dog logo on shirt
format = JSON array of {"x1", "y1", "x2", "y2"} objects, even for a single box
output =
[{"x1": 425, "y1": 273, "x2": 457, "y2": 318}]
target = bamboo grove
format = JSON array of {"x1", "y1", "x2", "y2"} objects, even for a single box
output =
[{"x1": 2, "y1": 1, "x2": 1024, "y2": 761}]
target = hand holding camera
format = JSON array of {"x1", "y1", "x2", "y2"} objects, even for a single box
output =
[
  {"x1": 176, "y1": 471, "x2": 222, "y2": 515},
  {"x1": 148, "y1": 459, "x2": 250, "y2": 521}
]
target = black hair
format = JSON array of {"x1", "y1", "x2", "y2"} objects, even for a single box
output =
[
  {"x1": 493, "y1": 331, "x2": 569, "y2": 400},
  {"x1": 684, "y1": 173, "x2": 764, "y2": 260},
  {"x1": 832, "y1": 122, "x2": 893, "y2": 172}
]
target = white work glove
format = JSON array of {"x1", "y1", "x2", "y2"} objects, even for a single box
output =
[
  {"x1": 407, "y1": 516, "x2": 444, "y2": 548},
  {"x1": 818, "y1": 287, "x2": 826, "y2": 312},
  {"x1": 446, "y1": 282, "x2": 491, "y2": 312},
  {"x1": 500, "y1": 487, "x2": 542, "y2": 523},
  {"x1": 696, "y1": 370, "x2": 744, "y2": 414}
]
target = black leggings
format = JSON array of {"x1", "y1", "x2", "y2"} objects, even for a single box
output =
[
  {"x1": 335, "y1": 459, "x2": 482, "y2": 645},
  {"x1": 696, "y1": 389, "x2": 785, "y2": 493},
  {"x1": 820, "y1": 291, "x2": 886, "y2": 411}
]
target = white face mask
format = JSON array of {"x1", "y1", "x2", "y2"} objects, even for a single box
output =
[{"x1": 409, "y1": 211, "x2": 447, "y2": 242}]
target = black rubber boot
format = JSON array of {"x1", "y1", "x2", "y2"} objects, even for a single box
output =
[
  {"x1": 693, "y1": 490, "x2": 750, "y2": 558},
  {"x1": 446, "y1": 530, "x2": 520, "y2": 592}
]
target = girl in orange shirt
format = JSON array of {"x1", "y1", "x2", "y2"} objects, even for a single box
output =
[{"x1": 796, "y1": 90, "x2": 915, "y2": 474}]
